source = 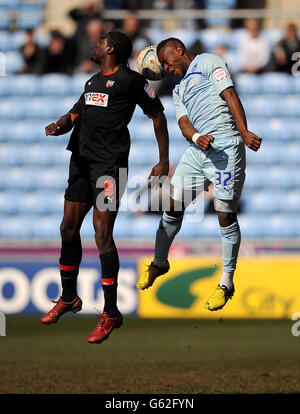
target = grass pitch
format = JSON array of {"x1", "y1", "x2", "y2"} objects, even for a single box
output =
[{"x1": 0, "y1": 316, "x2": 299, "y2": 394}]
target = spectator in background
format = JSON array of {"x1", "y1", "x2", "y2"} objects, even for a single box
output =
[
  {"x1": 238, "y1": 19, "x2": 271, "y2": 74},
  {"x1": 152, "y1": 0, "x2": 197, "y2": 31},
  {"x1": 104, "y1": 0, "x2": 128, "y2": 28},
  {"x1": 272, "y1": 23, "x2": 300, "y2": 73},
  {"x1": 122, "y1": 13, "x2": 149, "y2": 44},
  {"x1": 69, "y1": 1, "x2": 101, "y2": 41},
  {"x1": 122, "y1": 13, "x2": 151, "y2": 70},
  {"x1": 214, "y1": 44, "x2": 242, "y2": 75},
  {"x1": 75, "y1": 18, "x2": 103, "y2": 73},
  {"x1": 104, "y1": 0, "x2": 128, "y2": 9},
  {"x1": 38, "y1": 30, "x2": 72, "y2": 74},
  {"x1": 189, "y1": 38, "x2": 204, "y2": 56},
  {"x1": 19, "y1": 28, "x2": 41, "y2": 74}
]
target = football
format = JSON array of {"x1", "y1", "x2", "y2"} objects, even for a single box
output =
[{"x1": 137, "y1": 45, "x2": 164, "y2": 81}]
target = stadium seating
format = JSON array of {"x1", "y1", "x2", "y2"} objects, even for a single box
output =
[
  {"x1": 0, "y1": 24, "x2": 300, "y2": 239},
  {"x1": 204, "y1": 0, "x2": 237, "y2": 27},
  {"x1": 0, "y1": 0, "x2": 45, "y2": 30}
]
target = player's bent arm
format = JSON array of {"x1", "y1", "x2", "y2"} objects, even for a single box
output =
[
  {"x1": 45, "y1": 112, "x2": 77, "y2": 136},
  {"x1": 149, "y1": 112, "x2": 169, "y2": 178},
  {"x1": 178, "y1": 115, "x2": 214, "y2": 151},
  {"x1": 220, "y1": 86, "x2": 262, "y2": 152}
]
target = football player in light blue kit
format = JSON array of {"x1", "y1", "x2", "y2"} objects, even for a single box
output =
[{"x1": 136, "y1": 38, "x2": 262, "y2": 311}]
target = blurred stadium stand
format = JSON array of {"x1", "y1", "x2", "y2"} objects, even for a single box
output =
[
  {"x1": 0, "y1": 1, "x2": 300, "y2": 240},
  {"x1": 0, "y1": 69, "x2": 300, "y2": 239}
]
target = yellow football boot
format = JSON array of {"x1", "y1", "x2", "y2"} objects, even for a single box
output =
[
  {"x1": 204, "y1": 285, "x2": 235, "y2": 311},
  {"x1": 136, "y1": 261, "x2": 170, "y2": 290}
]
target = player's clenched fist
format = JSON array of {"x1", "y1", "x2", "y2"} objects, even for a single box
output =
[
  {"x1": 194, "y1": 134, "x2": 214, "y2": 151},
  {"x1": 241, "y1": 130, "x2": 262, "y2": 152},
  {"x1": 45, "y1": 123, "x2": 61, "y2": 136}
]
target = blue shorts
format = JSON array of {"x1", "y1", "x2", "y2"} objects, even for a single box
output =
[{"x1": 171, "y1": 135, "x2": 246, "y2": 209}]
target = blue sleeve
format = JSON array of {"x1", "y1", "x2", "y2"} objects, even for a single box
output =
[
  {"x1": 173, "y1": 87, "x2": 188, "y2": 122},
  {"x1": 201, "y1": 54, "x2": 233, "y2": 95}
]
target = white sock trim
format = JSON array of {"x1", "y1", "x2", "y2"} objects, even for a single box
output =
[{"x1": 219, "y1": 271, "x2": 234, "y2": 290}]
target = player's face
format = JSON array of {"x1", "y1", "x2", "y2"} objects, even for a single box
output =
[
  {"x1": 158, "y1": 46, "x2": 187, "y2": 78},
  {"x1": 90, "y1": 36, "x2": 109, "y2": 63}
]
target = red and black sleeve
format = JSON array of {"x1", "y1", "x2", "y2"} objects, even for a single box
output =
[
  {"x1": 69, "y1": 93, "x2": 85, "y2": 117},
  {"x1": 132, "y1": 75, "x2": 164, "y2": 119}
]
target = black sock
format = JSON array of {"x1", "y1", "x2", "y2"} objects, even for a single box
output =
[
  {"x1": 103, "y1": 284, "x2": 118, "y2": 317},
  {"x1": 59, "y1": 238, "x2": 82, "y2": 302},
  {"x1": 100, "y1": 248, "x2": 120, "y2": 317},
  {"x1": 60, "y1": 265, "x2": 79, "y2": 303}
]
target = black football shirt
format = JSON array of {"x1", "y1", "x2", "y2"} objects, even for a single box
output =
[{"x1": 67, "y1": 64, "x2": 164, "y2": 164}]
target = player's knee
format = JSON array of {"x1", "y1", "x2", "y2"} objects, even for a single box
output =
[
  {"x1": 217, "y1": 212, "x2": 237, "y2": 228},
  {"x1": 60, "y1": 220, "x2": 80, "y2": 242},
  {"x1": 165, "y1": 210, "x2": 184, "y2": 218},
  {"x1": 94, "y1": 226, "x2": 114, "y2": 253},
  {"x1": 165, "y1": 197, "x2": 185, "y2": 218}
]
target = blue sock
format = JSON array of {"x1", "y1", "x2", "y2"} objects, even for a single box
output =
[
  {"x1": 153, "y1": 212, "x2": 183, "y2": 265},
  {"x1": 219, "y1": 221, "x2": 241, "y2": 289}
]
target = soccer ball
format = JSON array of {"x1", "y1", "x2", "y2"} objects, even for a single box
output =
[{"x1": 137, "y1": 45, "x2": 164, "y2": 81}]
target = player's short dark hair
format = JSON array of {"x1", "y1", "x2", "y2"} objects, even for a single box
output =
[
  {"x1": 106, "y1": 31, "x2": 133, "y2": 64},
  {"x1": 157, "y1": 37, "x2": 186, "y2": 55}
]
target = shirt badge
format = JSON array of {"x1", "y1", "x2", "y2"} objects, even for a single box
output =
[
  {"x1": 213, "y1": 66, "x2": 228, "y2": 81},
  {"x1": 144, "y1": 83, "x2": 156, "y2": 99},
  {"x1": 106, "y1": 80, "x2": 115, "y2": 88}
]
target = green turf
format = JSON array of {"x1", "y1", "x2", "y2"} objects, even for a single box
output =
[{"x1": 0, "y1": 316, "x2": 299, "y2": 394}]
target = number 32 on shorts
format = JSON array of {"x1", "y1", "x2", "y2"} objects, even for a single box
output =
[{"x1": 215, "y1": 171, "x2": 232, "y2": 188}]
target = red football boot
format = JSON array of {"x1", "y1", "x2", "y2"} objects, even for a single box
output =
[
  {"x1": 40, "y1": 296, "x2": 82, "y2": 325},
  {"x1": 87, "y1": 311, "x2": 123, "y2": 344}
]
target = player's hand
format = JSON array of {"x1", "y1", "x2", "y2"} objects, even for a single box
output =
[
  {"x1": 148, "y1": 160, "x2": 169, "y2": 187},
  {"x1": 45, "y1": 122, "x2": 61, "y2": 136},
  {"x1": 194, "y1": 135, "x2": 214, "y2": 150},
  {"x1": 241, "y1": 130, "x2": 262, "y2": 152}
]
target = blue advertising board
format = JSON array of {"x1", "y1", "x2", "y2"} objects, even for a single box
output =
[{"x1": 0, "y1": 260, "x2": 137, "y2": 315}]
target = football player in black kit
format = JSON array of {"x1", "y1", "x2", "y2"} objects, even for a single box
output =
[{"x1": 40, "y1": 31, "x2": 169, "y2": 344}]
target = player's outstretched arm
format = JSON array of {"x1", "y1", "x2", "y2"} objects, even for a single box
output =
[
  {"x1": 220, "y1": 86, "x2": 262, "y2": 152},
  {"x1": 178, "y1": 115, "x2": 214, "y2": 151},
  {"x1": 149, "y1": 112, "x2": 169, "y2": 179},
  {"x1": 45, "y1": 112, "x2": 77, "y2": 136}
]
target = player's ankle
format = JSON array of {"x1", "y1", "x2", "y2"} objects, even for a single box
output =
[
  {"x1": 219, "y1": 270, "x2": 234, "y2": 291},
  {"x1": 104, "y1": 307, "x2": 119, "y2": 318},
  {"x1": 152, "y1": 259, "x2": 168, "y2": 268},
  {"x1": 61, "y1": 294, "x2": 78, "y2": 303}
]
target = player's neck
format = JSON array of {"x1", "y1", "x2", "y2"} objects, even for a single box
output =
[
  {"x1": 186, "y1": 52, "x2": 195, "y2": 66},
  {"x1": 182, "y1": 53, "x2": 195, "y2": 77},
  {"x1": 99, "y1": 59, "x2": 119, "y2": 76}
]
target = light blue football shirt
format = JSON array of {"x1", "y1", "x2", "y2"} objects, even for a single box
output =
[{"x1": 173, "y1": 53, "x2": 239, "y2": 141}]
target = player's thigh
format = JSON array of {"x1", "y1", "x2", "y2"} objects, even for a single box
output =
[
  {"x1": 171, "y1": 145, "x2": 207, "y2": 210},
  {"x1": 203, "y1": 139, "x2": 246, "y2": 207}
]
